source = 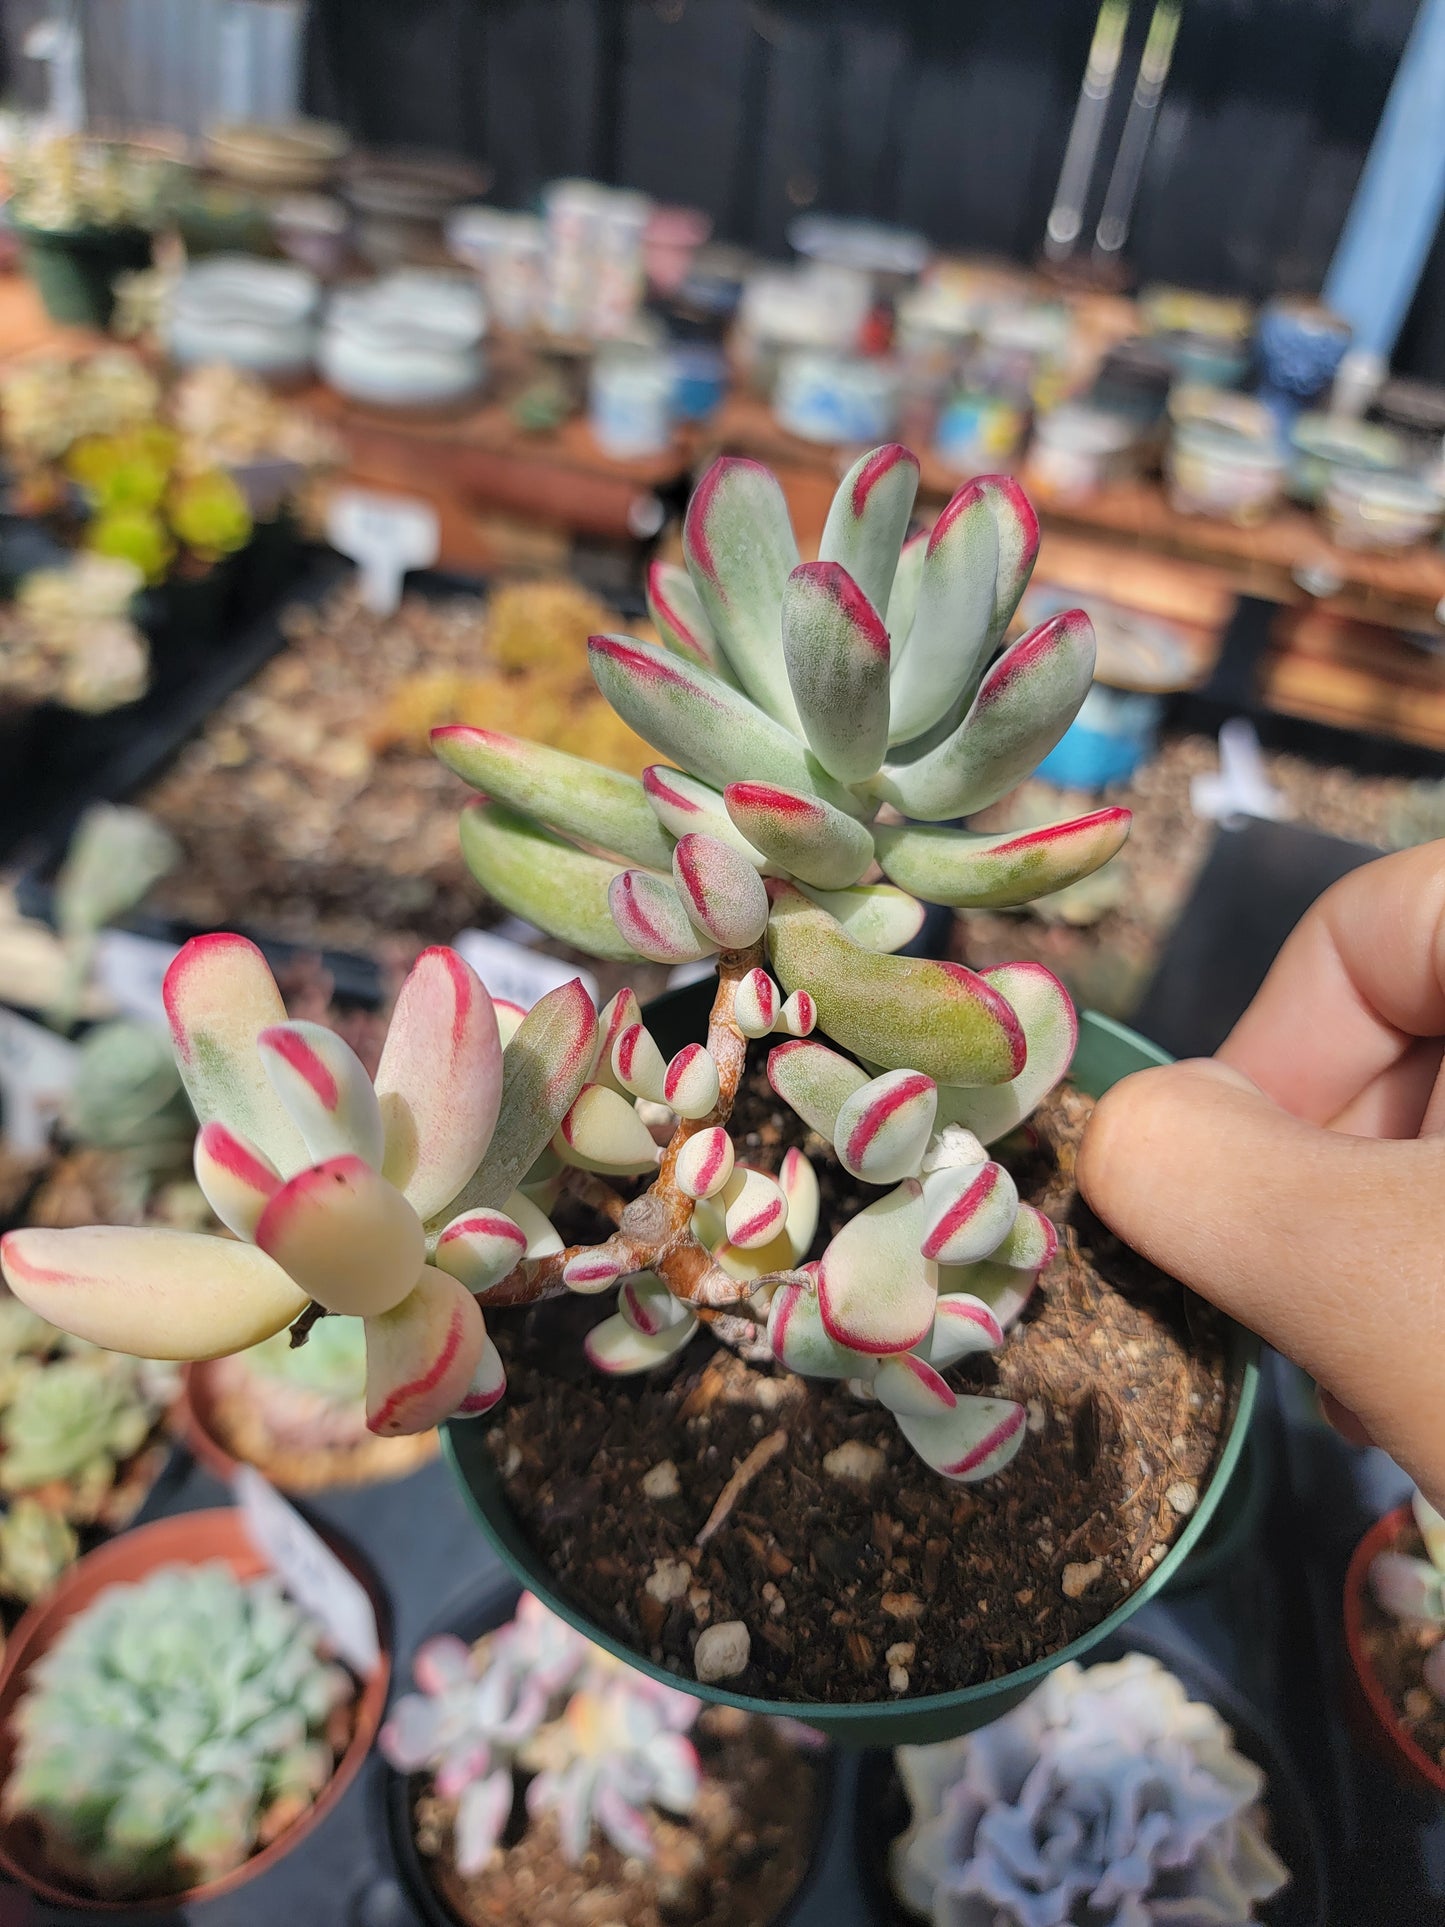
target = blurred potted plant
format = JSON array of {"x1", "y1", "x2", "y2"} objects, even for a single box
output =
[
  {"x1": 1345, "y1": 1487, "x2": 1445, "y2": 1798},
  {"x1": 6, "y1": 135, "x2": 176, "y2": 328}
]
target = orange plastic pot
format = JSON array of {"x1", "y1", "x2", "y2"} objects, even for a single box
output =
[
  {"x1": 0, "y1": 1507, "x2": 391, "y2": 1912},
  {"x1": 1343, "y1": 1506, "x2": 1445, "y2": 1800}
]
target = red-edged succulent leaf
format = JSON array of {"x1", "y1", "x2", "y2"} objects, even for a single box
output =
[
  {"x1": 589, "y1": 988, "x2": 642, "y2": 1095},
  {"x1": 721, "y1": 1165, "x2": 787, "y2": 1250},
  {"x1": 562, "y1": 1247, "x2": 628, "y2": 1293},
  {"x1": 163, "y1": 934, "x2": 307, "y2": 1174},
  {"x1": 0, "y1": 1225, "x2": 306, "y2": 1360},
  {"x1": 554, "y1": 1084, "x2": 661, "y2": 1175},
  {"x1": 937, "y1": 1260, "x2": 1037, "y2": 1332},
  {"x1": 255, "y1": 1155, "x2": 425, "y2": 1317},
  {"x1": 818, "y1": 444, "x2": 921, "y2": 621},
  {"x1": 494, "y1": 999, "x2": 527, "y2": 1047},
  {"x1": 873, "y1": 1351, "x2": 957, "y2": 1419},
  {"x1": 833, "y1": 1069, "x2": 938, "y2": 1183},
  {"x1": 708, "y1": 1226, "x2": 798, "y2": 1284},
  {"x1": 645, "y1": 557, "x2": 736, "y2": 684},
  {"x1": 934, "y1": 963, "x2": 1077, "y2": 1143},
  {"x1": 640, "y1": 766, "x2": 768, "y2": 867},
  {"x1": 920, "y1": 1161, "x2": 1019, "y2": 1265},
  {"x1": 619, "y1": 1270, "x2": 694, "y2": 1335},
  {"x1": 888, "y1": 481, "x2": 999, "y2": 747},
  {"x1": 992, "y1": 1202, "x2": 1058, "y2": 1271},
  {"x1": 767, "y1": 883, "x2": 1025, "y2": 1086},
  {"x1": 375, "y1": 947, "x2": 503, "y2": 1222},
  {"x1": 672, "y1": 833, "x2": 769, "y2": 949},
  {"x1": 663, "y1": 1042, "x2": 721, "y2": 1119},
  {"x1": 609, "y1": 870, "x2": 713, "y2": 964},
  {"x1": 797, "y1": 883, "x2": 925, "y2": 954},
  {"x1": 723, "y1": 780, "x2": 874, "y2": 891},
  {"x1": 779, "y1": 1146, "x2": 819, "y2": 1261},
  {"x1": 975, "y1": 474, "x2": 1040, "y2": 649},
  {"x1": 682, "y1": 456, "x2": 801, "y2": 727},
  {"x1": 875, "y1": 610, "x2": 1096, "y2": 820},
  {"x1": 734, "y1": 968, "x2": 779, "y2": 1038},
  {"x1": 446, "y1": 979, "x2": 598, "y2": 1215},
  {"x1": 676, "y1": 1125, "x2": 734, "y2": 1200},
  {"x1": 434, "y1": 1208, "x2": 528, "y2": 1295},
  {"x1": 768, "y1": 1272, "x2": 861, "y2": 1378},
  {"x1": 896, "y1": 1396, "x2": 1026, "y2": 1482},
  {"x1": 766, "y1": 1039, "x2": 868, "y2": 1142},
  {"x1": 816, "y1": 1180, "x2": 936, "y2": 1355},
  {"x1": 780, "y1": 561, "x2": 891, "y2": 784},
  {"x1": 919, "y1": 1291, "x2": 1006, "y2": 1367},
  {"x1": 585, "y1": 1305, "x2": 699, "y2": 1374},
  {"x1": 612, "y1": 1021, "x2": 668, "y2": 1102},
  {"x1": 433, "y1": 727, "x2": 674, "y2": 868},
  {"x1": 886, "y1": 526, "x2": 928, "y2": 647},
  {"x1": 364, "y1": 1264, "x2": 486, "y2": 1435},
  {"x1": 454, "y1": 1331, "x2": 506, "y2": 1417},
  {"x1": 193, "y1": 1121, "x2": 280, "y2": 1241},
  {"x1": 257, "y1": 1021, "x2": 384, "y2": 1174},
  {"x1": 458, "y1": 802, "x2": 644, "y2": 962},
  {"x1": 499, "y1": 1188, "x2": 563, "y2": 1258},
  {"x1": 874, "y1": 807, "x2": 1131, "y2": 910},
  {"x1": 776, "y1": 990, "x2": 817, "y2": 1037}
]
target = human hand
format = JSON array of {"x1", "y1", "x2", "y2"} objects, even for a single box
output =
[{"x1": 1076, "y1": 839, "x2": 1445, "y2": 1503}]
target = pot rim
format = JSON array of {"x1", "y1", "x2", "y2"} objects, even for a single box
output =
[
  {"x1": 444, "y1": 1004, "x2": 1261, "y2": 1738},
  {"x1": 1342, "y1": 1503, "x2": 1445, "y2": 1797},
  {"x1": 0, "y1": 1505, "x2": 391, "y2": 1912}
]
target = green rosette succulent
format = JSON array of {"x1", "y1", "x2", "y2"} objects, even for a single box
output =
[{"x1": 0, "y1": 1353, "x2": 156, "y2": 1503}]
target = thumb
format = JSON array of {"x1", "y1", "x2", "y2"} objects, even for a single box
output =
[{"x1": 1076, "y1": 1058, "x2": 1445, "y2": 1499}]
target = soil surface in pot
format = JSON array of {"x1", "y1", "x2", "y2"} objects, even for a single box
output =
[
  {"x1": 411, "y1": 1704, "x2": 819, "y2": 1927},
  {"x1": 1358, "y1": 1518, "x2": 1445, "y2": 1770},
  {"x1": 482, "y1": 1073, "x2": 1233, "y2": 1703}
]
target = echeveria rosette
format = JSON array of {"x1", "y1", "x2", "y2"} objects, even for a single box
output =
[{"x1": 0, "y1": 936, "x2": 596, "y2": 1437}]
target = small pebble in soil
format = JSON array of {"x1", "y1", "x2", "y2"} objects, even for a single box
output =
[
  {"x1": 889, "y1": 1665, "x2": 910, "y2": 1694},
  {"x1": 1062, "y1": 1559, "x2": 1104, "y2": 1599},
  {"x1": 1166, "y1": 1479, "x2": 1198, "y2": 1515},
  {"x1": 695, "y1": 1621, "x2": 751, "y2": 1683},
  {"x1": 642, "y1": 1459, "x2": 681, "y2": 1500},
  {"x1": 822, "y1": 1440, "x2": 886, "y2": 1487},
  {"x1": 647, "y1": 1558, "x2": 691, "y2": 1604}
]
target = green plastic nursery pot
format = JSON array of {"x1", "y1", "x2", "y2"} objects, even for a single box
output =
[
  {"x1": 15, "y1": 221, "x2": 153, "y2": 328},
  {"x1": 445, "y1": 1002, "x2": 1260, "y2": 1747}
]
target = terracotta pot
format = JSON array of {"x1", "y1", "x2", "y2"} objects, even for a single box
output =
[
  {"x1": 0, "y1": 1507, "x2": 391, "y2": 1912},
  {"x1": 1343, "y1": 1505, "x2": 1445, "y2": 1799}
]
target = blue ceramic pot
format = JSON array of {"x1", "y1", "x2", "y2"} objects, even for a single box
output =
[{"x1": 1255, "y1": 299, "x2": 1351, "y2": 426}]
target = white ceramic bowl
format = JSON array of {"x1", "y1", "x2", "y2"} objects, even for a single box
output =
[
  {"x1": 320, "y1": 273, "x2": 486, "y2": 407},
  {"x1": 166, "y1": 254, "x2": 320, "y2": 379}
]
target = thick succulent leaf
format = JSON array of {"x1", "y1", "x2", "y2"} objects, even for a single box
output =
[
  {"x1": 766, "y1": 1039, "x2": 868, "y2": 1142},
  {"x1": 364, "y1": 1264, "x2": 486, "y2": 1435},
  {"x1": 454, "y1": 1332, "x2": 507, "y2": 1416},
  {"x1": 612, "y1": 1021, "x2": 668, "y2": 1102},
  {"x1": 610, "y1": 870, "x2": 714, "y2": 964},
  {"x1": 563, "y1": 1248, "x2": 628, "y2": 1293},
  {"x1": 768, "y1": 1274, "x2": 860, "y2": 1378},
  {"x1": 817, "y1": 1180, "x2": 936, "y2": 1356},
  {"x1": 589, "y1": 637, "x2": 858, "y2": 814},
  {"x1": 620, "y1": 1271, "x2": 694, "y2": 1336},
  {"x1": 776, "y1": 989, "x2": 817, "y2": 1037},
  {"x1": 1371, "y1": 1552, "x2": 1445, "y2": 1622},
  {"x1": 991, "y1": 1202, "x2": 1058, "y2": 1271},
  {"x1": 797, "y1": 883, "x2": 925, "y2": 954},
  {"x1": 1415, "y1": 1490, "x2": 1445, "y2": 1573},
  {"x1": 779, "y1": 1147, "x2": 820, "y2": 1262},
  {"x1": 818, "y1": 444, "x2": 921, "y2": 619},
  {"x1": 734, "y1": 968, "x2": 779, "y2": 1037},
  {"x1": 934, "y1": 963, "x2": 1077, "y2": 1144},
  {"x1": 554, "y1": 1084, "x2": 661, "y2": 1175},
  {"x1": 975, "y1": 474, "x2": 1040, "y2": 648},
  {"x1": 724, "y1": 780, "x2": 874, "y2": 890},
  {"x1": 885, "y1": 527, "x2": 928, "y2": 648},
  {"x1": 434, "y1": 1208, "x2": 528, "y2": 1295},
  {"x1": 641, "y1": 766, "x2": 768, "y2": 868},
  {"x1": 833, "y1": 1070, "x2": 938, "y2": 1183},
  {"x1": 874, "y1": 1352, "x2": 958, "y2": 1419},
  {"x1": 258, "y1": 1021, "x2": 386, "y2": 1171},
  {"x1": 672, "y1": 833, "x2": 770, "y2": 949},
  {"x1": 590, "y1": 988, "x2": 643, "y2": 1096},
  {"x1": 708, "y1": 1225, "x2": 798, "y2": 1284},
  {"x1": 874, "y1": 807, "x2": 1131, "y2": 910},
  {"x1": 920, "y1": 1162, "x2": 1018, "y2": 1266},
  {"x1": 459, "y1": 802, "x2": 643, "y2": 962},
  {"x1": 767, "y1": 883, "x2": 1025, "y2": 1086},
  {"x1": 875, "y1": 611, "x2": 1096, "y2": 821},
  {"x1": 256, "y1": 1155, "x2": 426, "y2": 1318},
  {"x1": 676, "y1": 1125, "x2": 734, "y2": 1200},
  {"x1": 681, "y1": 456, "x2": 801, "y2": 727},
  {"x1": 193, "y1": 1121, "x2": 280, "y2": 1240},
  {"x1": 494, "y1": 999, "x2": 527, "y2": 1047},
  {"x1": 585, "y1": 1306, "x2": 698, "y2": 1375},
  {"x1": 0, "y1": 1225, "x2": 306, "y2": 1360},
  {"x1": 721, "y1": 1166, "x2": 787, "y2": 1249},
  {"x1": 644, "y1": 557, "x2": 736, "y2": 684},
  {"x1": 663, "y1": 1042, "x2": 721, "y2": 1119},
  {"x1": 375, "y1": 948, "x2": 503, "y2": 1221},
  {"x1": 937, "y1": 1260, "x2": 1036, "y2": 1332},
  {"x1": 433, "y1": 726, "x2": 673, "y2": 868},
  {"x1": 162, "y1": 934, "x2": 307, "y2": 1174},
  {"x1": 918, "y1": 1292, "x2": 1006, "y2": 1367},
  {"x1": 781, "y1": 561, "x2": 891, "y2": 784},
  {"x1": 896, "y1": 1397, "x2": 1026, "y2": 1482},
  {"x1": 888, "y1": 482, "x2": 999, "y2": 747},
  {"x1": 447, "y1": 980, "x2": 598, "y2": 1215},
  {"x1": 500, "y1": 1188, "x2": 563, "y2": 1259}
]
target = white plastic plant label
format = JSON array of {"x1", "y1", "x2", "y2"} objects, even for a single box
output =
[
  {"x1": 0, "y1": 1009, "x2": 78, "y2": 1154},
  {"x1": 92, "y1": 929, "x2": 179, "y2": 1026},
  {"x1": 235, "y1": 1464, "x2": 381, "y2": 1675},
  {"x1": 453, "y1": 927, "x2": 598, "y2": 1011},
  {"x1": 326, "y1": 487, "x2": 440, "y2": 616}
]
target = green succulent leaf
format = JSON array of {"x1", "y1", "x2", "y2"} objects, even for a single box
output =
[
  {"x1": 724, "y1": 780, "x2": 875, "y2": 890},
  {"x1": 885, "y1": 527, "x2": 928, "y2": 649},
  {"x1": 641, "y1": 765, "x2": 769, "y2": 867},
  {"x1": 975, "y1": 474, "x2": 1041, "y2": 649},
  {"x1": 682, "y1": 456, "x2": 801, "y2": 728},
  {"x1": 888, "y1": 481, "x2": 1000, "y2": 748},
  {"x1": 433, "y1": 727, "x2": 674, "y2": 867},
  {"x1": 644, "y1": 558, "x2": 738, "y2": 686},
  {"x1": 933, "y1": 962, "x2": 1076, "y2": 1142},
  {"x1": 796, "y1": 882, "x2": 925, "y2": 953},
  {"x1": 817, "y1": 444, "x2": 920, "y2": 627},
  {"x1": 609, "y1": 869, "x2": 715, "y2": 963},
  {"x1": 457, "y1": 801, "x2": 644, "y2": 962},
  {"x1": 780, "y1": 560, "x2": 891, "y2": 784},
  {"x1": 873, "y1": 806, "x2": 1131, "y2": 908}
]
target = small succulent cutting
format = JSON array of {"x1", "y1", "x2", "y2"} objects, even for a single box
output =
[
  {"x1": 2, "y1": 1561, "x2": 353, "y2": 1899},
  {"x1": 891, "y1": 1653, "x2": 1289, "y2": 1926},
  {"x1": 1369, "y1": 1488, "x2": 1445, "y2": 1703},
  {"x1": 381, "y1": 1590, "x2": 700, "y2": 1873}
]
